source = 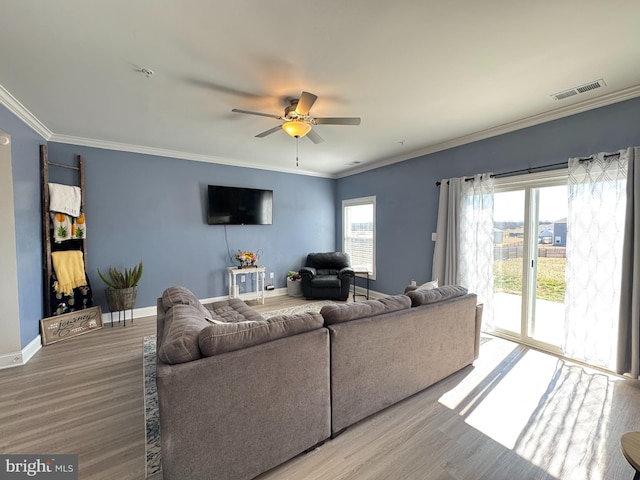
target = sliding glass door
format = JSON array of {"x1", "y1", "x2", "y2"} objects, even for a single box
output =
[
  {"x1": 493, "y1": 190, "x2": 525, "y2": 336},
  {"x1": 492, "y1": 176, "x2": 568, "y2": 351}
]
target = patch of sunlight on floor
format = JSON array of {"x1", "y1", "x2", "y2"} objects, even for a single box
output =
[
  {"x1": 463, "y1": 348, "x2": 560, "y2": 448},
  {"x1": 439, "y1": 336, "x2": 617, "y2": 479}
]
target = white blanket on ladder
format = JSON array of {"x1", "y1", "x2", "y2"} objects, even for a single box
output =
[{"x1": 48, "y1": 182, "x2": 81, "y2": 217}]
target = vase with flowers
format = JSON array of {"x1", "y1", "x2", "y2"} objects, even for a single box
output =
[{"x1": 234, "y1": 250, "x2": 258, "y2": 268}]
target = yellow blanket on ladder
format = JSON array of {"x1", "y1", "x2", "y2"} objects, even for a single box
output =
[{"x1": 52, "y1": 250, "x2": 87, "y2": 295}]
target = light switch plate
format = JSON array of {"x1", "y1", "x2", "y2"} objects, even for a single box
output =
[{"x1": 431, "y1": 232, "x2": 437, "y2": 241}]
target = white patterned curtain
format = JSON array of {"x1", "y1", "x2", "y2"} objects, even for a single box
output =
[
  {"x1": 433, "y1": 173, "x2": 495, "y2": 329},
  {"x1": 459, "y1": 174, "x2": 495, "y2": 330},
  {"x1": 564, "y1": 151, "x2": 628, "y2": 370}
]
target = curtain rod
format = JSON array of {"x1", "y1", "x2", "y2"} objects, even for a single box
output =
[{"x1": 435, "y1": 152, "x2": 620, "y2": 186}]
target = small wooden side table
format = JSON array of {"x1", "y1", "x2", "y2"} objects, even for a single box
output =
[
  {"x1": 227, "y1": 266, "x2": 265, "y2": 304},
  {"x1": 621, "y1": 432, "x2": 640, "y2": 480}
]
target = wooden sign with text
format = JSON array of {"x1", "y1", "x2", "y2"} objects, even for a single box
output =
[{"x1": 40, "y1": 306, "x2": 103, "y2": 345}]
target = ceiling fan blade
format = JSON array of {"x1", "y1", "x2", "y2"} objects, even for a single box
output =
[
  {"x1": 255, "y1": 125, "x2": 283, "y2": 138},
  {"x1": 186, "y1": 78, "x2": 265, "y2": 99},
  {"x1": 295, "y1": 91, "x2": 318, "y2": 116},
  {"x1": 313, "y1": 117, "x2": 361, "y2": 125},
  {"x1": 306, "y1": 129, "x2": 324, "y2": 144},
  {"x1": 232, "y1": 108, "x2": 282, "y2": 120}
]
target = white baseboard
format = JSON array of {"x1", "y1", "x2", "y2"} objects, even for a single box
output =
[
  {"x1": 101, "y1": 304, "x2": 157, "y2": 325},
  {"x1": 353, "y1": 285, "x2": 385, "y2": 300},
  {"x1": 0, "y1": 335, "x2": 42, "y2": 369},
  {"x1": 200, "y1": 288, "x2": 288, "y2": 306},
  {"x1": 22, "y1": 335, "x2": 42, "y2": 363},
  {"x1": 0, "y1": 351, "x2": 23, "y2": 369}
]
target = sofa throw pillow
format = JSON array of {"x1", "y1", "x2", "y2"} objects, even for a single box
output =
[
  {"x1": 320, "y1": 295, "x2": 411, "y2": 325},
  {"x1": 407, "y1": 285, "x2": 468, "y2": 307},
  {"x1": 416, "y1": 279, "x2": 438, "y2": 291},
  {"x1": 161, "y1": 285, "x2": 213, "y2": 320},
  {"x1": 198, "y1": 312, "x2": 324, "y2": 356},
  {"x1": 158, "y1": 303, "x2": 212, "y2": 364}
]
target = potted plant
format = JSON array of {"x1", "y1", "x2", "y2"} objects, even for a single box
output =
[
  {"x1": 97, "y1": 261, "x2": 143, "y2": 311},
  {"x1": 286, "y1": 270, "x2": 303, "y2": 297}
]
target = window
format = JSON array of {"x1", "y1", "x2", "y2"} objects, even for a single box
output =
[{"x1": 342, "y1": 196, "x2": 376, "y2": 278}]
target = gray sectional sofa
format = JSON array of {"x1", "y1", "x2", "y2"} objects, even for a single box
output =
[
  {"x1": 155, "y1": 287, "x2": 331, "y2": 480},
  {"x1": 155, "y1": 285, "x2": 482, "y2": 480},
  {"x1": 322, "y1": 286, "x2": 482, "y2": 435}
]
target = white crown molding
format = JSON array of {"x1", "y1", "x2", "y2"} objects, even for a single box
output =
[
  {"x1": 3, "y1": 79, "x2": 639, "y2": 180},
  {"x1": 0, "y1": 84, "x2": 52, "y2": 140},
  {"x1": 49, "y1": 133, "x2": 334, "y2": 179},
  {"x1": 337, "y1": 84, "x2": 640, "y2": 178}
]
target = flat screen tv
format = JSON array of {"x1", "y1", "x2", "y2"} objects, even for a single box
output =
[{"x1": 207, "y1": 185, "x2": 273, "y2": 225}]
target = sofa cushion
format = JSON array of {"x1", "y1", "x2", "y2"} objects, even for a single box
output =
[
  {"x1": 162, "y1": 286, "x2": 213, "y2": 320},
  {"x1": 198, "y1": 312, "x2": 324, "y2": 356},
  {"x1": 158, "y1": 303, "x2": 211, "y2": 365},
  {"x1": 317, "y1": 269, "x2": 339, "y2": 276},
  {"x1": 311, "y1": 276, "x2": 341, "y2": 288},
  {"x1": 204, "y1": 298, "x2": 264, "y2": 323},
  {"x1": 407, "y1": 285, "x2": 469, "y2": 307},
  {"x1": 320, "y1": 295, "x2": 411, "y2": 325}
]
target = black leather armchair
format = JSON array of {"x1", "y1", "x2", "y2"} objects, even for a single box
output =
[{"x1": 299, "y1": 252, "x2": 354, "y2": 301}]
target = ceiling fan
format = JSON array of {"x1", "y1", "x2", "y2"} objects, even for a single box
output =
[{"x1": 232, "y1": 91, "x2": 361, "y2": 144}]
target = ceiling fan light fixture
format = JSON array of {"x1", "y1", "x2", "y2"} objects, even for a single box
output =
[{"x1": 282, "y1": 121, "x2": 312, "y2": 138}]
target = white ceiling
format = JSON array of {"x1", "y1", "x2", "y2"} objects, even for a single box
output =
[{"x1": 1, "y1": 1, "x2": 640, "y2": 178}]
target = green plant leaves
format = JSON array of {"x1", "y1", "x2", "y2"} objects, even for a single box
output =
[{"x1": 97, "y1": 261, "x2": 144, "y2": 289}]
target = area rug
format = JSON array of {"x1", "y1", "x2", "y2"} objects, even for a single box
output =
[{"x1": 143, "y1": 301, "x2": 334, "y2": 478}]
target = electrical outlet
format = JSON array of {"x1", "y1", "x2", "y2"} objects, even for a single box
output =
[
  {"x1": 240, "y1": 275, "x2": 246, "y2": 282},
  {"x1": 270, "y1": 272, "x2": 274, "y2": 279}
]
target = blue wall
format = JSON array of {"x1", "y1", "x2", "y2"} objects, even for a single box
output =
[
  {"x1": 46, "y1": 143, "x2": 336, "y2": 310},
  {"x1": 337, "y1": 96, "x2": 640, "y2": 295},
  {"x1": 3, "y1": 95, "x2": 640, "y2": 349},
  {"x1": 0, "y1": 106, "x2": 44, "y2": 348}
]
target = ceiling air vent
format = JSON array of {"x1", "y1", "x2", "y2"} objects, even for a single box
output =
[{"x1": 551, "y1": 79, "x2": 606, "y2": 101}]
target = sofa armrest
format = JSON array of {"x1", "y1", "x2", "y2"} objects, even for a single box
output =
[{"x1": 299, "y1": 266, "x2": 316, "y2": 278}]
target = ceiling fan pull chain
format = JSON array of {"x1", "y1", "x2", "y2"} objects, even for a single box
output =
[{"x1": 296, "y1": 137, "x2": 299, "y2": 167}]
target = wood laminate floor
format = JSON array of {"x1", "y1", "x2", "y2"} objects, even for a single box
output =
[{"x1": 2, "y1": 295, "x2": 640, "y2": 480}]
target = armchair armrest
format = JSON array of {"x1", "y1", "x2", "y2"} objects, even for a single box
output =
[
  {"x1": 300, "y1": 267, "x2": 317, "y2": 278},
  {"x1": 338, "y1": 267, "x2": 355, "y2": 279}
]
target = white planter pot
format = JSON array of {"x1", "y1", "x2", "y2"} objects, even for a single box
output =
[{"x1": 286, "y1": 278, "x2": 303, "y2": 297}]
